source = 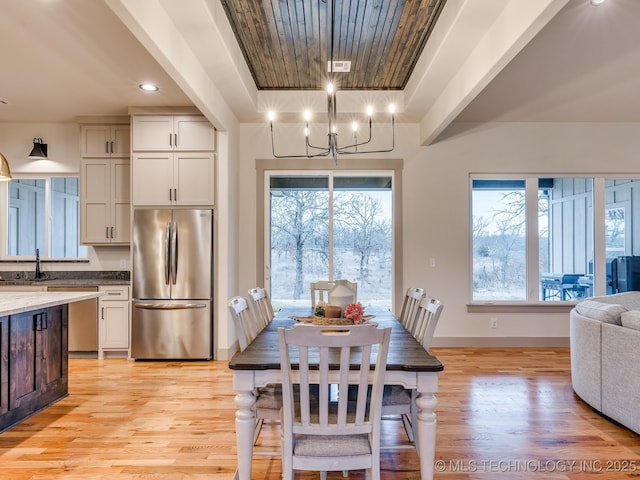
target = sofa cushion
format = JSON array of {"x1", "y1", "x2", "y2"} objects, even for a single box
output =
[
  {"x1": 575, "y1": 300, "x2": 627, "y2": 325},
  {"x1": 621, "y1": 310, "x2": 640, "y2": 331}
]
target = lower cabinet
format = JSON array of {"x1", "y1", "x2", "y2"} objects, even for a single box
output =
[
  {"x1": 0, "y1": 304, "x2": 68, "y2": 432},
  {"x1": 98, "y1": 286, "x2": 130, "y2": 359}
]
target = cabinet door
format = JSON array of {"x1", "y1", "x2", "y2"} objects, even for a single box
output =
[
  {"x1": 99, "y1": 302, "x2": 129, "y2": 349},
  {"x1": 81, "y1": 159, "x2": 111, "y2": 243},
  {"x1": 174, "y1": 116, "x2": 215, "y2": 151},
  {"x1": 111, "y1": 125, "x2": 131, "y2": 158},
  {"x1": 111, "y1": 159, "x2": 130, "y2": 243},
  {"x1": 174, "y1": 152, "x2": 215, "y2": 206},
  {"x1": 131, "y1": 116, "x2": 173, "y2": 151},
  {"x1": 9, "y1": 311, "x2": 40, "y2": 410},
  {"x1": 132, "y1": 153, "x2": 174, "y2": 206},
  {"x1": 80, "y1": 125, "x2": 111, "y2": 158},
  {"x1": 0, "y1": 316, "x2": 8, "y2": 416},
  {"x1": 40, "y1": 306, "x2": 67, "y2": 399}
]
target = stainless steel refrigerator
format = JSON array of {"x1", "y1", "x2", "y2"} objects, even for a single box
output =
[{"x1": 131, "y1": 208, "x2": 213, "y2": 360}]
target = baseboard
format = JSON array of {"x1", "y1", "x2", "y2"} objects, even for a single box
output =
[{"x1": 430, "y1": 337, "x2": 570, "y2": 348}]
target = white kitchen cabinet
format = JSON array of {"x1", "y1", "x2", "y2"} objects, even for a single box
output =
[
  {"x1": 131, "y1": 115, "x2": 214, "y2": 152},
  {"x1": 98, "y1": 285, "x2": 130, "y2": 359},
  {"x1": 80, "y1": 124, "x2": 130, "y2": 158},
  {"x1": 80, "y1": 158, "x2": 130, "y2": 244},
  {"x1": 131, "y1": 152, "x2": 214, "y2": 206}
]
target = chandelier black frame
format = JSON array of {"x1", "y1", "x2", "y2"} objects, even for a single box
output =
[{"x1": 267, "y1": 0, "x2": 396, "y2": 165}]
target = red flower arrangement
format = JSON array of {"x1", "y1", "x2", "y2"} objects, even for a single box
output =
[{"x1": 344, "y1": 302, "x2": 365, "y2": 324}]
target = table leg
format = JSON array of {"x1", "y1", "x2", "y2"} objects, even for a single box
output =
[
  {"x1": 234, "y1": 389, "x2": 257, "y2": 480},
  {"x1": 415, "y1": 385, "x2": 438, "y2": 480}
]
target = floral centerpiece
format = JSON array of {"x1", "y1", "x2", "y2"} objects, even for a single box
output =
[{"x1": 344, "y1": 302, "x2": 365, "y2": 324}]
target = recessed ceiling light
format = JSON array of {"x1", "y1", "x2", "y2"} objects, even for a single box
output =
[
  {"x1": 590, "y1": 0, "x2": 606, "y2": 5},
  {"x1": 139, "y1": 83, "x2": 159, "y2": 92}
]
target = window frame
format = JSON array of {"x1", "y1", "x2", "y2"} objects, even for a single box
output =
[
  {"x1": 469, "y1": 174, "x2": 640, "y2": 306},
  {"x1": 0, "y1": 174, "x2": 87, "y2": 261},
  {"x1": 256, "y1": 157, "x2": 403, "y2": 312}
]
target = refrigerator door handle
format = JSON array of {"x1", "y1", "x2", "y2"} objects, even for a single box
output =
[
  {"x1": 134, "y1": 303, "x2": 207, "y2": 310},
  {"x1": 164, "y1": 221, "x2": 172, "y2": 285},
  {"x1": 171, "y1": 221, "x2": 178, "y2": 285}
]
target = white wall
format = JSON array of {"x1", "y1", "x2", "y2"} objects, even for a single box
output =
[
  {"x1": 234, "y1": 120, "x2": 640, "y2": 346},
  {"x1": 0, "y1": 122, "x2": 130, "y2": 272}
]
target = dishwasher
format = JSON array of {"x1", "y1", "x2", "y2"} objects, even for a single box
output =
[{"x1": 47, "y1": 286, "x2": 99, "y2": 354}]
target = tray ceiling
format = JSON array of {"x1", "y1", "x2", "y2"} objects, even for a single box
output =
[{"x1": 220, "y1": 0, "x2": 446, "y2": 90}]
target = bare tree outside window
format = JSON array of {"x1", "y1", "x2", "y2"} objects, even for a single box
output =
[{"x1": 269, "y1": 175, "x2": 393, "y2": 308}]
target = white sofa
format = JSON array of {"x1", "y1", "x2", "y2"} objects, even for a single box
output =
[{"x1": 570, "y1": 291, "x2": 640, "y2": 435}]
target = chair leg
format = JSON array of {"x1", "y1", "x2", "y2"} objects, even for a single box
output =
[
  {"x1": 253, "y1": 417, "x2": 264, "y2": 445},
  {"x1": 401, "y1": 413, "x2": 415, "y2": 442}
]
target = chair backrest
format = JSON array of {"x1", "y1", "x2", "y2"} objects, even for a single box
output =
[
  {"x1": 412, "y1": 297, "x2": 444, "y2": 350},
  {"x1": 310, "y1": 280, "x2": 335, "y2": 307},
  {"x1": 278, "y1": 323, "x2": 391, "y2": 472},
  {"x1": 398, "y1": 287, "x2": 426, "y2": 331},
  {"x1": 248, "y1": 286, "x2": 275, "y2": 328},
  {"x1": 228, "y1": 296, "x2": 260, "y2": 351}
]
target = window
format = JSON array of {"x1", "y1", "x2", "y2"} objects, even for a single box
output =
[
  {"x1": 472, "y1": 177, "x2": 594, "y2": 302},
  {"x1": 604, "y1": 178, "x2": 640, "y2": 294},
  {"x1": 6, "y1": 177, "x2": 87, "y2": 259},
  {"x1": 267, "y1": 173, "x2": 393, "y2": 309}
]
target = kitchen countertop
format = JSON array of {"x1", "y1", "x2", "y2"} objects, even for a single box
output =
[
  {"x1": 0, "y1": 279, "x2": 129, "y2": 286},
  {"x1": 0, "y1": 291, "x2": 103, "y2": 317},
  {"x1": 0, "y1": 270, "x2": 130, "y2": 286}
]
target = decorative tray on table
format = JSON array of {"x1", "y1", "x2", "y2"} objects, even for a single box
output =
[{"x1": 289, "y1": 315, "x2": 376, "y2": 326}]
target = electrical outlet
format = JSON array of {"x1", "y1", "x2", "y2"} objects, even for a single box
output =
[
  {"x1": 429, "y1": 258, "x2": 436, "y2": 268},
  {"x1": 490, "y1": 317, "x2": 498, "y2": 329},
  {"x1": 119, "y1": 260, "x2": 128, "y2": 269}
]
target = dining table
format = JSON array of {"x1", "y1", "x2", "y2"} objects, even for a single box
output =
[{"x1": 229, "y1": 305, "x2": 444, "y2": 480}]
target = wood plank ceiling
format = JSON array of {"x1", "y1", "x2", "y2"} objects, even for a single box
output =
[{"x1": 220, "y1": 0, "x2": 446, "y2": 91}]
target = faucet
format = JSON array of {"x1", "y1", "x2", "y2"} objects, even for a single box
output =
[{"x1": 35, "y1": 248, "x2": 43, "y2": 280}]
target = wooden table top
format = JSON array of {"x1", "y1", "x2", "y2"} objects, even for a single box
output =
[{"x1": 229, "y1": 306, "x2": 444, "y2": 373}]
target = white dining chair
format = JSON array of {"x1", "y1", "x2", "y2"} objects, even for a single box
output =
[
  {"x1": 413, "y1": 296, "x2": 444, "y2": 350},
  {"x1": 248, "y1": 286, "x2": 275, "y2": 329},
  {"x1": 310, "y1": 280, "x2": 335, "y2": 307},
  {"x1": 228, "y1": 296, "x2": 261, "y2": 351},
  {"x1": 228, "y1": 296, "x2": 281, "y2": 449},
  {"x1": 278, "y1": 323, "x2": 391, "y2": 480},
  {"x1": 382, "y1": 296, "x2": 444, "y2": 450},
  {"x1": 379, "y1": 287, "x2": 426, "y2": 442},
  {"x1": 397, "y1": 287, "x2": 426, "y2": 330}
]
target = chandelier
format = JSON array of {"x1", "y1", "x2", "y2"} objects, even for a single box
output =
[{"x1": 267, "y1": 0, "x2": 396, "y2": 165}]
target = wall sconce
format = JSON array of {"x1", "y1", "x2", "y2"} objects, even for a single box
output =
[
  {"x1": 28, "y1": 138, "x2": 47, "y2": 159},
  {"x1": 0, "y1": 151, "x2": 12, "y2": 181}
]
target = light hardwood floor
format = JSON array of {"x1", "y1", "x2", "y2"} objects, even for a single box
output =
[{"x1": 1, "y1": 348, "x2": 639, "y2": 479}]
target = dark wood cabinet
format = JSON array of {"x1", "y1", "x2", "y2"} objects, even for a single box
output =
[{"x1": 0, "y1": 304, "x2": 68, "y2": 432}]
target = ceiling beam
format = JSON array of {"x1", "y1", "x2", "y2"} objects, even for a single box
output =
[
  {"x1": 105, "y1": 0, "x2": 247, "y2": 132},
  {"x1": 406, "y1": 0, "x2": 570, "y2": 146}
]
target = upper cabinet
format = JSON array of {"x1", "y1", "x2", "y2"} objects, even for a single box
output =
[
  {"x1": 79, "y1": 122, "x2": 131, "y2": 245},
  {"x1": 131, "y1": 115, "x2": 215, "y2": 152},
  {"x1": 131, "y1": 115, "x2": 215, "y2": 207},
  {"x1": 81, "y1": 125, "x2": 130, "y2": 158},
  {"x1": 80, "y1": 158, "x2": 130, "y2": 244}
]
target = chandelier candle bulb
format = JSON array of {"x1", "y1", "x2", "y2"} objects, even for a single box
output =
[{"x1": 266, "y1": 0, "x2": 396, "y2": 165}]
